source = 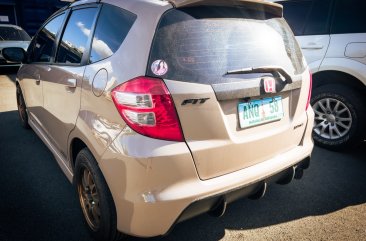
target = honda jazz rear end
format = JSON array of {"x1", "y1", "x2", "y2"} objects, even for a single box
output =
[
  {"x1": 99, "y1": 0, "x2": 313, "y2": 238},
  {"x1": 12, "y1": 0, "x2": 314, "y2": 240}
]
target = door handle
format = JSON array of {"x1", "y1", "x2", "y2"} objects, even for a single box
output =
[
  {"x1": 66, "y1": 78, "x2": 77, "y2": 88},
  {"x1": 301, "y1": 43, "x2": 324, "y2": 50},
  {"x1": 35, "y1": 74, "x2": 40, "y2": 84}
]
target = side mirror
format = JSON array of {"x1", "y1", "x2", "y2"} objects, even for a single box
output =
[{"x1": 2, "y1": 47, "x2": 26, "y2": 63}]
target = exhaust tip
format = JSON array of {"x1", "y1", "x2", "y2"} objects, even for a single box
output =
[
  {"x1": 299, "y1": 157, "x2": 311, "y2": 170},
  {"x1": 276, "y1": 166, "x2": 296, "y2": 185},
  {"x1": 209, "y1": 197, "x2": 227, "y2": 218},
  {"x1": 248, "y1": 182, "x2": 267, "y2": 200},
  {"x1": 294, "y1": 167, "x2": 304, "y2": 179}
]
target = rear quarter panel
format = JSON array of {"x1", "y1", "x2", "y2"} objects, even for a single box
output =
[{"x1": 69, "y1": 1, "x2": 172, "y2": 168}]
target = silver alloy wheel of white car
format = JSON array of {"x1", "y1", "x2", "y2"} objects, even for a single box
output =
[{"x1": 313, "y1": 97, "x2": 352, "y2": 140}]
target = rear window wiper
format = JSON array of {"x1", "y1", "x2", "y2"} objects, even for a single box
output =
[{"x1": 226, "y1": 66, "x2": 293, "y2": 84}]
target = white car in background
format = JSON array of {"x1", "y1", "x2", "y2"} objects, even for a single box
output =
[
  {"x1": 275, "y1": 0, "x2": 366, "y2": 150},
  {"x1": 0, "y1": 24, "x2": 31, "y2": 66}
]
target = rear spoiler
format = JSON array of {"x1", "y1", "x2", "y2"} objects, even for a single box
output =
[{"x1": 166, "y1": 0, "x2": 283, "y2": 18}]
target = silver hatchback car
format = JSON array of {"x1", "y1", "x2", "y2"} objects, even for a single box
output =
[{"x1": 3, "y1": 0, "x2": 314, "y2": 240}]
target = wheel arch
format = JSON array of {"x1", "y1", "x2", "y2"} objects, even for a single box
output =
[
  {"x1": 312, "y1": 70, "x2": 366, "y2": 97},
  {"x1": 70, "y1": 137, "x2": 88, "y2": 171},
  {"x1": 15, "y1": 78, "x2": 29, "y2": 106},
  {"x1": 68, "y1": 135, "x2": 109, "y2": 179}
]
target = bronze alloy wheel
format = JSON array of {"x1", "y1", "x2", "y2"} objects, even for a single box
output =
[
  {"x1": 75, "y1": 148, "x2": 120, "y2": 241},
  {"x1": 78, "y1": 166, "x2": 101, "y2": 231}
]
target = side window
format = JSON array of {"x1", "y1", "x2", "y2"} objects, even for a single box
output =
[
  {"x1": 280, "y1": 0, "x2": 312, "y2": 36},
  {"x1": 30, "y1": 13, "x2": 65, "y2": 63},
  {"x1": 303, "y1": 0, "x2": 332, "y2": 35},
  {"x1": 56, "y1": 8, "x2": 98, "y2": 64},
  {"x1": 89, "y1": 4, "x2": 136, "y2": 63},
  {"x1": 331, "y1": 0, "x2": 366, "y2": 34}
]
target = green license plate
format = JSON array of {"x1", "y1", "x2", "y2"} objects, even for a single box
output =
[{"x1": 238, "y1": 96, "x2": 284, "y2": 128}]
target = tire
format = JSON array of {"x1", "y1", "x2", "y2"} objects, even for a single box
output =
[
  {"x1": 74, "y1": 148, "x2": 123, "y2": 241},
  {"x1": 311, "y1": 84, "x2": 366, "y2": 150},
  {"x1": 16, "y1": 85, "x2": 30, "y2": 129}
]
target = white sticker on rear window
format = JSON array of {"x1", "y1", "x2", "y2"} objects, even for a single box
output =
[{"x1": 151, "y1": 60, "x2": 168, "y2": 76}]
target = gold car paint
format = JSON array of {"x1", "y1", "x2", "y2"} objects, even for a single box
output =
[
  {"x1": 15, "y1": 0, "x2": 314, "y2": 238},
  {"x1": 165, "y1": 70, "x2": 311, "y2": 180},
  {"x1": 99, "y1": 108, "x2": 313, "y2": 236},
  {"x1": 41, "y1": 65, "x2": 84, "y2": 161}
]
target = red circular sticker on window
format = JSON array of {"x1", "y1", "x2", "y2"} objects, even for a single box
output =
[{"x1": 151, "y1": 60, "x2": 168, "y2": 76}]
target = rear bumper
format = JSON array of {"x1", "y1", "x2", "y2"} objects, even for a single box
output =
[
  {"x1": 175, "y1": 155, "x2": 310, "y2": 225},
  {"x1": 99, "y1": 108, "x2": 314, "y2": 237}
]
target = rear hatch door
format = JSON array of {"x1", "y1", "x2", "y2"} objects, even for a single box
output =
[{"x1": 147, "y1": 4, "x2": 310, "y2": 180}]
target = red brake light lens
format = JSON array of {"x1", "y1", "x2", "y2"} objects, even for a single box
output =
[
  {"x1": 111, "y1": 77, "x2": 184, "y2": 142},
  {"x1": 306, "y1": 71, "x2": 313, "y2": 111}
]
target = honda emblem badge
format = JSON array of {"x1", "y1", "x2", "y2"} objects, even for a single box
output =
[{"x1": 263, "y1": 77, "x2": 276, "y2": 93}]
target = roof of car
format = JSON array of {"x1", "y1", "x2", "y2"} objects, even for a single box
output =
[
  {"x1": 65, "y1": 0, "x2": 283, "y2": 17},
  {"x1": 68, "y1": 0, "x2": 281, "y2": 9},
  {"x1": 166, "y1": 0, "x2": 280, "y2": 7},
  {"x1": 167, "y1": 0, "x2": 282, "y2": 17}
]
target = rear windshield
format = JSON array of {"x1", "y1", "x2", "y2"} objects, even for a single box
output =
[
  {"x1": 0, "y1": 26, "x2": 31, "y2": 41},
  {"x1": 147, "y1": 6, "x2": 305, "y2": 84}
]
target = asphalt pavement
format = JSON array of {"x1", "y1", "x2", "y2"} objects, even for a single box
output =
[{"x1": 0, "y1": 68, "x2": 365, "y2": 241}]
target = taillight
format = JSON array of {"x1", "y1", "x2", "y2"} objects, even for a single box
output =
[
  {"x1": 306, "y1": 71, "x2": 313, "y2": 111},
  {"x1": 111, "y1": 76, "x2": 184, "y2": 142}
]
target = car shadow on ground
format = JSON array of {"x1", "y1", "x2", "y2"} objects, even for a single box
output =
[
  {"x1": 0, "y1": 110, "x2": 365, "y2": 241},
  {"x1": 0, "y1": 110, "x2": 93, "y2": 241}
]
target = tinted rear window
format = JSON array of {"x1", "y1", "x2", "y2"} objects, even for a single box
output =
[
  {"x1": 147, "y1": 6, "x2": 305, "y2": 84},
  {"x1": 0, "y1": 26, "x2": 31, "y2": 41}
]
